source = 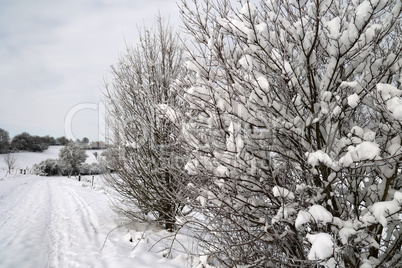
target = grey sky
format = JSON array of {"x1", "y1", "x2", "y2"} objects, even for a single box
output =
[{"x1": 0, "y1": 0, "x2": 182, "y2": 142}]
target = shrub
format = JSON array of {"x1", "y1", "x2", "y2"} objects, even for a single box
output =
[
  {"x1": 59, "y1": 143, "x2": 88, "y2": 176},
  {"x1": 33, "y1": 158, "x2": 104, "y2": 177},
  {"x1": 33, "y1": 159, "x2": 63, "y2": 176},
  {"x1": 78, "y1": 162, "x2": 103, "y2": 175}
]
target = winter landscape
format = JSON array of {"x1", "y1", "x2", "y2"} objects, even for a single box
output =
[
  {"x1": 0, "y1": 147, "x2": 192, "y2": 268},
  {"x1": 0, "y1": 149, "x2": 354, "y2": 268},
  {"x1": 1, "y1": 0, "x2": 402, "y2": 267}
]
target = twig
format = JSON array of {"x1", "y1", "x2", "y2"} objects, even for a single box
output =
[
  {"x1": 132, "y1": 230, "x2": 147, "y2": 250},
  {"x1": 100, "y1": 222, "x2": 133, "y2": 252}
]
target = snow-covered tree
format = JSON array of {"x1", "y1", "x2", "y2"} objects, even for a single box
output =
[
  {"x1": 59, "y1": 143, "x2": 88, "y2": 176},
  {"x1": 0, "y1": 128, "x2": 10, "y2": 154},
  {"x1": 103, "y1": 17, "x2": 188, "y2": 231},
  {"x1": 3, "y1": 154, "x2": 17, "y2": 175},
  {"x1": 82, "y1": 137, "x2": 89, "y2": 145},
  {"x1": 10, "y1": 132, "x2": 52, "y2": 152},
  {"x1": 178, "y1": 0, "x2": 402, "y2": 266}
]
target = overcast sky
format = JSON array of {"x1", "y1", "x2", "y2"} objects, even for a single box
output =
[{"x1": 0, "y1": 0, "x2": 182, "y2": 142}]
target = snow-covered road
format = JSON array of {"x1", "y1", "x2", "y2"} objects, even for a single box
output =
[
  {"x1": 0, "y1": 175, "x2": 189, "y2": 268},
  {"x1": 0, "y1": 147, "x2": 191, "y2": 268},
  {"x1": 0, "y1": 176, "x2": 122, "y2": 267}
]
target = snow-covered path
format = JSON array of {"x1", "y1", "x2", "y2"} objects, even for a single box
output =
[
  {"x1": 0, "y1": 176, "x2": 122, "y2": 267},
  {"x1": 0, "y1": 175, "x2": 190, "y2": 268},
  {"x1": 0, "y1": 175, "x2": 193, "y2": 268},
  {"x1": 0, "y1": 148, "x2": 191, "y2": 268}
]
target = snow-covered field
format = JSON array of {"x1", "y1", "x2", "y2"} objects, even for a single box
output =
[
  {"x1": 0, "y1": 148, "x2": 192, "y2": 268},
  {"x1": 0, "y1": 146, "x2": 101, "y2": 174}
]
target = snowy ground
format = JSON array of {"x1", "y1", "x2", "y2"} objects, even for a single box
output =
[{"x1": 0, "y1": 148, "x2": 194, "y2": 268}]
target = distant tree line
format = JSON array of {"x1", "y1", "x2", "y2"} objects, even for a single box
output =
[
  {"x1": 0, "y1": 128, "x2": 64, "y2": 153},
  {"x1": 76, "y1": 138, "x2": 108, "y2": 150},
  {"x1": 0, "y1": 128, "x2": 106, "y2": 153}
]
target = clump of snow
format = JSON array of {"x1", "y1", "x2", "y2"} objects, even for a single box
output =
[
  {"x1": 339, "y1": 147, "x2": 355, "y2": 167},
  {"x1": 295, "y1": 211, "x2": 311, "y2": 228},
  {"x1": 355, "y1": 142, "x2": 381, "y2": 160},
  {"x1": 340, "y1": 81, "x2": 361, "y2": 92},
  {"x1": 332, "y1": 105, "x2": 342, "y2": 117},
  {"x1": 347, "y1": 93, "x2": 360, "y2": 108},
  {"x1": 377, "y1": 83, "x2": 402, "y2": 120},
  {"x1": 321, "y1": 91, "x2": 332, "y2": 101},
  {"x1": 351, "y1": 137, "x2": 362, "y2": 144},
  {"x1": 351, "y1": 126, "x2": 364, "y2": 138},
  {"x1": 339, "y1": 227, "x2": 357, "y2": 244},
  {"x1": 197, "y1": 195, "x2": 207, "y2": 207},
  {"x1": 309, "y1": 205, "x2": 333, "y2": 224},
  {"x1": 377, "y1": 83, "x2": 402, "y2": 100},
  {"x1": 306, "y1": 233, "x2": 334, "y2": 260},
  {"x1": 273, "y1": 185, "x2": 295, "y2": 199},
  {"x1": 368, "y1": 191, "x2": 402, "y2": 227},
  {"x1": 360, "y1": 259, "x2": 380, "y2": 268},
  {"x1": 238, "y1": 54, "x2": 254, "y2": 70},
  {"x1": 271, "y1": 48, "x2": 292, "y2": 75},
  {"x1": 355, "y1": 0, "x2": 373, "y2": 29},
  {"x1": 256, "y1": 75, "x2": 270, "y2": 91},
  {"x1": 255, "y1": 22, "x2": 268, "y2": 38},
  {"x1": 384, "y1": 97, "x2": 402, "y2": 119},
  {"x1": 272, "y1": 205, "x2": 297, "y2": 224},
  {"x1": 339, "y1": 141, "x2": 381, "y2": 167},
  {"x1": 394, "y1": 191, "x2": 402, "y2": 201},
  {"x1": 363, "y1": 131, "x2": 376, "y2": 142},
  {"x1": 338, "y1": 137, "x2": 352, "y2": 150},
  {"x1": 325, "y1": 17, "x2": 342, "y2": 39},
  {"x1": 306, "y1": 150, "x2": 333, "y2": 167},
  {"x1": 295, "y1": 205, "x2": 333, "y2": 228}
]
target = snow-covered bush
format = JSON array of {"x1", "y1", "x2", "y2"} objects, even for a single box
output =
[
  {"x1": 59, "y1": 143, "x2": 88, "y2": 176},
  {"x1": 33, "y1": 159, "x2": 103, "y2": 177},
  {"x1": 78, "y1": 162, "x2": 103, "y2": 175},
  {"x1": 177, "y1": 0, "x2": 402, "y2": 266},
  {"x1": 103, "y1": 17, "x2": 189, "y2": 231},
  {"x1": 33, "y1": 158, "x2": 62, "y2": 176}
]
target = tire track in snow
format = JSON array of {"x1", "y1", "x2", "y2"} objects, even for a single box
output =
[
  {"x1": 45, "y1": 179, "x2": 107, "y2": 268},
  {"x1": 62, "y1": 187, "x2": 106, "y2": 268},
  {"x1": 44, "y1": 180, "x2": 74, "y2": 268},
  {"x1": 68, "y1": 188, "x2": 101, "y2": 242},
  {"x1": 0, "y1": 177, "x2": 111, "y2": 268}
]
